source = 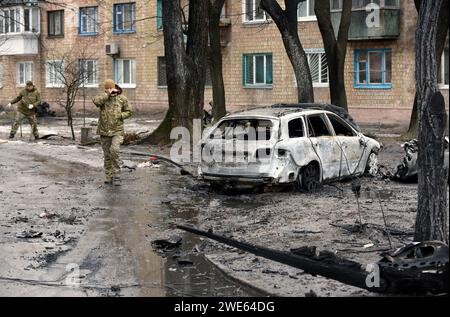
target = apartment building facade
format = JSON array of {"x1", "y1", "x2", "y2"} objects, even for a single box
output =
[{"x1": 0, "y1": 0, "x2": 448, "y2": 125}]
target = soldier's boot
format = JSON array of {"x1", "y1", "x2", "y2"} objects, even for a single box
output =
[
  {"x1": 9, "y1": 133, "x2": 15, "y2": 139},
  {"x1": 104, "y1": 176, "x2": 113, "y2": 185},
  {"x1": 113, "y1": 176, "x2": 122, "y2": 186},
  {"x1": 34, "y1": 134, "x2": 40, "y2": 140}
]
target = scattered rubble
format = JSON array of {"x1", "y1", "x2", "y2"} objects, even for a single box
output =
[{"x1": 16, "y1": 230, "x2": 43, "y2": 239}]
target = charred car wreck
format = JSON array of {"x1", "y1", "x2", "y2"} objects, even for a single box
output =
[
  {"x1": 199, "y1": 104, "x2": 381, "y2": 190},
  {"x1": 394, "y1": 137, "x2": 449, "y2": 183}
]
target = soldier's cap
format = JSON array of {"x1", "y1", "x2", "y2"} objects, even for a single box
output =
[
  {"x1": 104, "y1": 79, "x2": 116, "y2": 90},
  {"x1": 26, "y1": 81, "x2": 34, "y2": 87}
]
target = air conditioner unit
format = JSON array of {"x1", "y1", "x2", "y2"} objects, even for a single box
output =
[{"x1": 105, "y1": 43, "x2": 120, "y2": 56}]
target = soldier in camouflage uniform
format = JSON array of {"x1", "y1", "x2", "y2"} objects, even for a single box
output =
[
  {"x1": 93, "y1": 79, "x2": 133, "y2": 185},
  {"x1": 7, "y1": 81, "x2": 41, "y2": 140}
]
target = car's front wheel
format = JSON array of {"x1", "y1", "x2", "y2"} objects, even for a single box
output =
[
  {"x1": 365, "y1": 152, "x2": 379, "y2": 177},
  {"x1": 299, "y1": 163, "x2": 321, "y2": 192}
]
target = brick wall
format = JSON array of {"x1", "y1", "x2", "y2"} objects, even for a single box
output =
[{"x1": 1, "y1": 0, "x2": 448, "y2": 126}]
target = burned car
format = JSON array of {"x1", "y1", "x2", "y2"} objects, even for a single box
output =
[
  {"x1": 394, "y1": 137, "x2": 449, "y2": 183},
  {"x1": 199, "y1": 104, "x2": 381, "y2": 190}
]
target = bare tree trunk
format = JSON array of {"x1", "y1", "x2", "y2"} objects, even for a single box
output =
[
  {"x1": 414, "y1": 0, "x2": 448, "y2": 244},
  {"x1": 143, "y1": 0, "x2": 209, "y2": 144},
  {"x1": 209, "y1": 0, "x2": 227, "y2": 122},
  {"x1": 315, "y1": 0, "x2": 352, "y2": 111},
  {"x1": 260, "y1": 0, "x2": 314, "y2": 103},
  {"x1": 405, "y1": 0, "x2": 449, "y2": 138}
]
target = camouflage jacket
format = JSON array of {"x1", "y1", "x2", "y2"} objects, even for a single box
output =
[
  {"x1": 10, "y1": 88, "x2": 41, "y2": 116},
  {"x1": 92, "y1": 93, "x2": 133, "y2": 136}
]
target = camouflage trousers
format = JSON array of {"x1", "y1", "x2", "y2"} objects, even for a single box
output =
[
  {"x1": 11, "y1": 111, "x2": 39, "y2": 138},
  {"x1": 101, "y1": 135, "x2": 124, "y2": 179}
]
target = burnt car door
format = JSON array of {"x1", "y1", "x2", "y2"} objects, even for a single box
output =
[
  {"x1": 306, "y1": 114, "x2": 342, "y2": 180},
  {"x1": 326, "y1": 113, "x2": 365, "y2": 177}
]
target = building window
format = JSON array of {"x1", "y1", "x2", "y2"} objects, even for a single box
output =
[
  {"x1": 439, "y1": 47, "x2": 449, "y2": 89},
  {"x1": 158, "y1": 56, "x2": 211, "y2": 87},
  {"x1": 296, "y1": 49, "x2": 328, "y2": 87},
  {"x1": 332, "y1": 0, "x2": 399, "y2": 10},
  {"x1": 114, "y1": 3, "x2": 136, "y2": 33},
  {"x1": 48, "y1": 10, "x2": 64, "y2": 37},
  {"x1": 79, "y1": 6, "x2": 98, "y2": 35},
  {"x1": 157, "y1": 57, "x2": 167, "y2": 87},
  {"x1": 46, "y1": 60, "x2": 64, "y2": 88},
  {"x1": 243, "y1": 53, "x2": 273, "y2": 87},
  {"x1": 24, "y1": 7, "x2": 40, "y2": 32},
  {"x1": 243, "y1": 0, "x2": 267, "y2": 23},
  {"x1": 0, "y1": 8, "x2": 21, "y2": 33},
  {"x1": 17, "y1": 62, "x2": 34, "y2": 87},
  {"x1": 114, "y1": 59, "x2": 136, "y2": 88},
  {"x1": 298, "y1": 0, "x2": 316, "y2": 20},
  {"x1": 354, "y1": 49, "x2": 392, "y2": 89},
  {"x1": 78, "y1": 59, "x2": 98, "y2": 87},
  {"x1": 0, "y1": 7, "x2": 39, "y2": 34},
  {"x1": 156, "y1": 0, "x2": 163, "y2": 30}
]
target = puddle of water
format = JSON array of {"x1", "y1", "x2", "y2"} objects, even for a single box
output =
[{"x1": 90, "y1": 167, "x2": 266, "y2": 297}]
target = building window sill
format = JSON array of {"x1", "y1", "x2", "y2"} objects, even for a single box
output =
[
  {"x1": 243, "y1": 85, "x2": 273, "y2": 89},
  {"x1": 119, "y1": 84, "x2": 136, "y2": 89},
  {"x1": 78, "y1": 32, "x2": 98, "y2": 36},
  {"x1": 439, "y1": 84, "x2": 449, "y2": 90},
  {"x1": 242, "y1": 20, "x2": 270, "y2": 26},
  {"x1": 354, "y1": 84, "x2": 392, "y2": 89},
  {"x1": 46, "y1": 85, "x2": 65, "y2": 88},
  {"x1": 298, "y1": 16, "x2": 317, "y2": 22},
  {"x1": 113, "y1": 30, "x2": 136, "y2": 35}
]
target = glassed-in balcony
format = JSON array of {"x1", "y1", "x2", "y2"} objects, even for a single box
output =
[
  {"x1": 0, "y1": 3, "x2": 40, "y2": 55},
  {"x1": 330, "y1": 0, "x2": 400, "y2": 40}
]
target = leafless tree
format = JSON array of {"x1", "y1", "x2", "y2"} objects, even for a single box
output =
[
  {"x1": 208, "y1": 0, "x2": 227, "y2": 122},
  {"x1": 405, "y1": 0, "x2": 449, "y2": 138},
  {"x1": 44, "y1": 47, "x2": 98, "y2": 140},
  {"x1": 414, "y1": 0, "x2": 448, "y2": 244},
  {"x1": 314, "y1": 0, "x2": 352, "y2": 111},
  {"x1": 260, "y1": 0, "x2": 314, "y2": 103},
  {"x1": 142, "y1": 0, "x2": 210, "y2": 145}
]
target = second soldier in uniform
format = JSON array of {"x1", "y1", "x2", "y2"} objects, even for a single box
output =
[
  {"x1": 93, "y1": 79, "x2": 132, "y2": 185},
  {"x1": 7, "y1": 80, "x2": 41, "y2": 140}
]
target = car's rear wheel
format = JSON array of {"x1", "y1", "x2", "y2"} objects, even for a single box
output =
[
  {"x1": 299, "y1": 163, "x2": 321, "y2": 192},
  {"x1": 365, "y1": 152, "x2": 379, "y2": 177}
]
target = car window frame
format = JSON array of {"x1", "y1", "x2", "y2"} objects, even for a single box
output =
[
  {"x1": 287, "y1": 116, "x2": 306, "y2": 139},
  {"x1": 210, "y1": 117, "x2": 277, "y2": 141},
  {"x1": 306, "y1": 113, "x2": 333, "y2": 138},
  {"x1": 325, "y1": 113, "x2": 357, "y2": 137}
]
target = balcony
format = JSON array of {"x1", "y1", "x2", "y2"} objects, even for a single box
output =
[
  {"x1": 0, "y1": 33, "x2": 39, "y2": 55},
  {"x1": 219, "y1": 17, "x2": 231, "y2": 47},
  {"x1": 0, "y1": 4, "x2": 40, "y2": 55},
  {"x1": 331, "y1": 2, "x2": 400, "y2": 41}
]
